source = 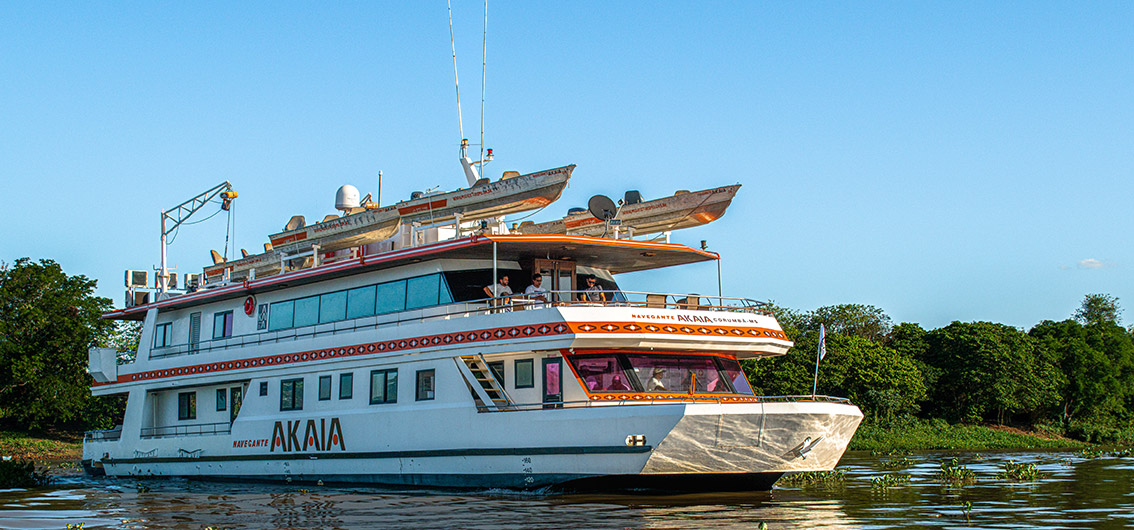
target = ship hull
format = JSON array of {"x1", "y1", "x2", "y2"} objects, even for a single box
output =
[{"x1": 84, "y1": 401, "x2": 861, "y2": 492}]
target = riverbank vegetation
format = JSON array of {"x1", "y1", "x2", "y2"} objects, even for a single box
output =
[
  {"x1": 744, "y1": 294, "x2": 1134, "y2": 448},
  {"x1": 1, "y1": 257, "x2": 1131, "y2": 454}
]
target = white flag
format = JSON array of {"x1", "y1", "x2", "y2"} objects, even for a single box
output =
[{"x1": 818, "y1": 323, "x2": 827, "y2": 360}]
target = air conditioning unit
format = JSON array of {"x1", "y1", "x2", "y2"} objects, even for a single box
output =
[
  {"x1": 125, "y1": 270, "x2": 148, "y2": 289},
  {"x1": 126, "y1": 290, "x2": 150, "y2": 308},
  {"x1": 184, "y1": 273, "x2": 201, "y2": 291}
]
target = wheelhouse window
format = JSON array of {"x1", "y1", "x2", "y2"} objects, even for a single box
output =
[
  {"x1": 370, "y1": 369, "x2": 397, "y2": 404},
  {"x1": 178, "y1": 391, "x2": 196, "y2": 420},
  {"x1": 339, "y1": 373, "x2": 353, "y2": 399},
  {"x1": 280, "y1": 378, "x2": 304, "y2": 411},
  {"x1": 319, "y1": 375, "x2": 332, "y2": 401},
  {"x1": 212, "y1": 310, "x2": 233, "y2": 339},
  {"x1": 567, "y1": 353, "x2": 754, "y2": 395},
  {"x1": 153, "y1": 322, "x2": 173, "y2": 348},
  {"x1": 514, "y1": 359, "x2": 534, "y2": 388},
  {"x1": 416, "y1": 369, "x2": 435, "y2": 401}
]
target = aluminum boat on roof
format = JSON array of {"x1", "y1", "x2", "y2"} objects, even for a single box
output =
[
  {"x1": 84, "y1": 163, "x2": 861, "y2": 492},
  {"x1": 517, "y1": 184, "x2": 739, "y2": 238}
]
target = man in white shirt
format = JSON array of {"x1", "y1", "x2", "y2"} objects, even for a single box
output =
[{"x1": 524, "y1": 273, "x2": 549, "y2": 308}]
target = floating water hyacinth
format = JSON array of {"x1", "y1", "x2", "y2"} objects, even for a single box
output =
[
  {"x1": 997, "y1": 460, "x2": 1046, "y2": 480},
  {"x1": 935, "y1": 457, "x2": 977, "y2": 484}
]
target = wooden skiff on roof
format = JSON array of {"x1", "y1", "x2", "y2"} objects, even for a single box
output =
[{"x1": 517, "y1": 184, "x2": 740, "y2": 237}]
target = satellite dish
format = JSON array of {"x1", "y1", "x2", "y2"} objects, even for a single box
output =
[{"x1": 587, "y1": 195, "x2": 618, "y2": 221}]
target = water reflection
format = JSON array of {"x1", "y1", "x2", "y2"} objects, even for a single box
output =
[{"x1": 0, "y1": 450, "x2": 1131, "y2": 529}]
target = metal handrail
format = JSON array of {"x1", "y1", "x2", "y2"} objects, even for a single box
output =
[
  {"x1": 474, "y1": 394, "x2": 852, "y2": 412},
  {"x1": 147, "y1": 289, "x2": 773, "y2": 361},
  {"x1": 140, "y1": 421, "x2": 232, "y2": 439},
  {"x1": 84, "y1": 427, "x2": 123, "y2": 442}
]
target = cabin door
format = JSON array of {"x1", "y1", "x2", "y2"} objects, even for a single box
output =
[
  {"x1": 229, "y1": 386, "x2": 243, "y2": 422},
  {"x1": 542, "y1": 357, "x2": 563, "y2": 409},
  {"x1": 533, "y1": 259, "x2": 576, "y2": 303}
]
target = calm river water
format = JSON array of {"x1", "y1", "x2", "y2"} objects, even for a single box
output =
[{"x1": 2, "y1": 450, "x2": 1132, "y2": 529}]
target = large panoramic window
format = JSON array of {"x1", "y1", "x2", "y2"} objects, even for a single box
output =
[
  {"x1": 370, "y1": 369, "x2": 398, "y2": 404},
  {"x1": 280, "y1": 378, "x2": 304, "y2": 411},
  {"x1": 269, "y1": 273, "x2": 454, "y2": 331},
  {"x1": 571, "y1": 354, "x2": 638, "y2": 392},
  {"x1": 567, "y1": 353, "x2": 753, "y2": 395},
  {"x1": 319, "y1": 291, "x2": 347, "y2": 323},
  {"x1": 346, "y1": 285, "x2": 376, "y2": 319}
]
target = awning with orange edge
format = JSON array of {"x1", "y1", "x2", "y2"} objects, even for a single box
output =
[{"x1": 103, "y1": 234, "x2": 718, "y2": 321}]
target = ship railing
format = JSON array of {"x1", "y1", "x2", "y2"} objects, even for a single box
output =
[
  {"x1": 477, "y1": 394, "x2": 852, "y2": 412},
  {"x1": 84, "y1": 426, "x2": 123, "y2": 442},
  {"x1": 147, "y1": 290, "x2": 772, "y2": 360},
  {"x1": 140, "y1": 422, "x2": 232, "y2": 439},
  {"x1": 497, "y1": 290, "x2": 770, "y2": 314}
]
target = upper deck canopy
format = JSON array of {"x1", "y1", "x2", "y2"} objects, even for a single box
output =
[{"x1": 105, "y1": 234, "x2": 717, "y2": 321}]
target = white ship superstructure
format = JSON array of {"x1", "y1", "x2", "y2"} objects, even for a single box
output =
[{"x1": 84, "y1": 168, "x2": 861, "y2": 492}]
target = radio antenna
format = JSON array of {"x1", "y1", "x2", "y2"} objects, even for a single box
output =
[{"x1": 448, "y1": 0, "x2": 464, "y2": 141}]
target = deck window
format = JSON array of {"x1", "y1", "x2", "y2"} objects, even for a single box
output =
[
  {"x1": 717, "y1": 357, "x2": 753, "y2": 395},
  {"x1": 370, "y1": 369, "x2": 398, "y2": 404},
  {"x1": 259, "y1": 381, "x2": 268, "y2": 396},
  {"x1": 406, "y1": 275, "x2": 440, "y2": 309},
  {"x1": 319, "y1": 375, "x2": 332, "y2": 401},
  {"x1": 571, "y1": 354, "x2": 638, "y2": 392},
  {"x1": 216, "y1": 388, "x2": 227, "y2": 411},
  {"x1": 293, "y1": 296, "x2": 319, "y2": 327},
  {"x1": 212, "y1": 310, "x2": 233, "y2": 339},
  {"x1": 416, "y1": 369, "x2": 435, "y2": 401},
  {"x1": 178, "y1": 391, "x2": 196, "y2": 420},
  {"x1": 339, "y1": 373, "x2": 353, "y2": 399},
  {"x1": 269, "y1": 300, "x2": 294, "y2": 330},
  {"x1": 568, "y1": 353, "x2": 752, "y2": 395},
  {"x1": 319, "y1": 291, "x2": 347, "y2": 323},
  {"x1": 514, "y1": 359, "x2": 534, "y2": 388},
  {"x1": 153, "y1": 322, "x2": 173, "y2": 348},
  {"x1": 346, "y1": 285, "x2": 377, "y2": 319},
  {"x1": 280, "y1": 378, "x2": 304, "y2": 411},
  {"x1": 375, "y1": 280, "x2": 407, "y2": 314}
]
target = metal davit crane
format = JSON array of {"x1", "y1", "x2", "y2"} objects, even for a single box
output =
[{"x1": 159, "y1": 181, "x2": 237, "y2": 293}]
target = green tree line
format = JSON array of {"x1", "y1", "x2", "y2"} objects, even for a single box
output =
[
  {"x1": 0, "y1": 258, "x2": 135, "y2": 430},
  {"x1": 2, "y1": 257, "x2": 1131, "y2": 443},
  {"x1": 744, "y1": 294, "x2": 1134, "y2": 442}
]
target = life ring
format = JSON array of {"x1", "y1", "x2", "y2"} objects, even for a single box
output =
[{"x1": 243, "y1": 295, "x2": 256, "y2": 316}]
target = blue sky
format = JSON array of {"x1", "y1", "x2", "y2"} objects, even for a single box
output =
[{"x1": 2, "y1": 2, "x2": 1131, "y2": 330}]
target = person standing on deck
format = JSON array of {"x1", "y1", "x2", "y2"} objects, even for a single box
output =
[
  {"x1": 578, "y1": 276, "x2": 606, "y2": 302},
  {"x1": 524, "y1": 273, "x2": 549, "y2": 308},
  {"x1": 484, "y1": 275, "x2": 512, "y2": 299}
]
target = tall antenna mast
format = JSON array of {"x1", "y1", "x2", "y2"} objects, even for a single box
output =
[
  {"x1": 448, "y1": 0, "x2": 464, "y2": 142},
  {"x1": 479, "y1": 0, "x2": 488, "y2": 169}
]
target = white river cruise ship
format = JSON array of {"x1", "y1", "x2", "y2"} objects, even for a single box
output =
[{"x1": 83, "y1": 162, "x2": 862, "y2": 492}]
